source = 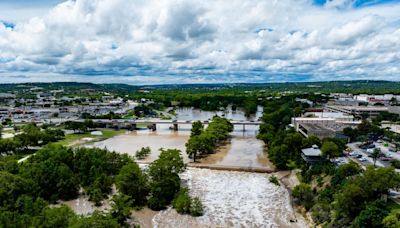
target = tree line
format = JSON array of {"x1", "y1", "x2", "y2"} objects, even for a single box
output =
[
  {"x1": 186, "y1": 117, "x2": 233, "y2": 162},
  {"x1": 0, "y1": 123, "x2": 64, "y2": 156}
]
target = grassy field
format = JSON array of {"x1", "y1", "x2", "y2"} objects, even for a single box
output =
[{"x1": 52, "y1": 129, "x2": 126, "y2": 147}]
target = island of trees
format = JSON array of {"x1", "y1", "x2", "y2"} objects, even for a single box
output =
[{"x1": 186, "y1": 116, "x2": 233, "y2": 162}]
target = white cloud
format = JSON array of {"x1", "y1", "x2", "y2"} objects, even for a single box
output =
[{"x1": 0, "y1": 0, "x2": 399, "y2": 84}]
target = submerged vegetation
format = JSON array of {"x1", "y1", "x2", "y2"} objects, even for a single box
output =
[{"x1": 134, "y1": 146, "x2": 151, "y2": 160}]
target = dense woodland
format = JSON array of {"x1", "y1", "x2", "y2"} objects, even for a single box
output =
[
  {"x1": 0, "y1": 145, "x2": 202, "y2": 227},
  {"x1": 257, "y1": 96, "x2": 400, "y2": 227}
]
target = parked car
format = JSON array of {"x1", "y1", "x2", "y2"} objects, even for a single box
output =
[
  {"x1": 367, "y1": 144, "x2": 376, "y2": 149},
  {"x1": 366, "y1": 148, "x2": 374, "y2": 153},
  {"x1": 358, "y1": 157, "x2": 367, "y2": 162},
  {"x1": 381, "y1": 157, "x2": 393, "y2": 161}
]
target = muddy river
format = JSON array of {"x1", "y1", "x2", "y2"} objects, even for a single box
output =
[
  {"x1": 72, "y1": 107, "x2": 308, "y2": 227},
  {"x1": 88, "y1": 107, "x2": 271, "y2": 168}
]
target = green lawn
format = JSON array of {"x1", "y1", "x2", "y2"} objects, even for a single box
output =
[
  {"x1": 2, "y1": 129, "x2": 15, "y2": 134},
  {"x1": 53, "y1": 129, "x2": 126, "y2": 147}
]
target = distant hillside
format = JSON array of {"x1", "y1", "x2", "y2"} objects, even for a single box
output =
[{"x1": 0, "y1": 80, "x2": 399, "y2": 94}]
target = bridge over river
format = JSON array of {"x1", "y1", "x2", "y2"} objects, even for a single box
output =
[
  {"x1": 14, "y1": 118, "x2": 262, "y2": 131},
  {"x1": 77, "y1": 119, "x2": 262, "y2": 131}
]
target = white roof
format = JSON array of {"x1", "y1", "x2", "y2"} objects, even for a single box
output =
[{"x1": 302, "y1": 146, "x2": 322, "y2": 157}]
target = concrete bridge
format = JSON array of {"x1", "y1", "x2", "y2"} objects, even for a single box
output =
[
  {"x1": 75, "y1": 119, "x2": 262, "y2": 131},
  {"x1": 14, "y1": 118, "x2": 262, "y2": 131}
]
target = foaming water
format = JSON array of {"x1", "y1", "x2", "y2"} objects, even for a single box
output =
[{"x1": 152, "y1": 168, "x2": 307, "y2": 228}]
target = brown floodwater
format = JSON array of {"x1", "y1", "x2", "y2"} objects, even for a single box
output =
[
  {"x1": 175, "y1": 106, "x2": 263, "y2": 121},
  {"x1": 87, "y1": 124, "x2": 192, "y2": 162},
  {"x1": 61, "y1": 195, "x2": 111, "y2": 215},
  {"x1": 88, "y1": 107, "x2": 272, "y2": 169}
]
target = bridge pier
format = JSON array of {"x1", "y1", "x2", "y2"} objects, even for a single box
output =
[
  {"x1": 147, "y1": 123, "x2": 157, "y2": 131},
  {"x1": 127, "y1": 123, "x2": 136, "y2": 131},
  {"x1": 242, "y1": 124, "x2": 246, "y2": 132},
  {"x1": 173, "y1": 123, "x2": 178, "y2": 131}
]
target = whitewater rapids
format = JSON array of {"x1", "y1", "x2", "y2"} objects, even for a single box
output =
[{"x1": 152, "y1": 168, "x2": 308, "y2": 228}]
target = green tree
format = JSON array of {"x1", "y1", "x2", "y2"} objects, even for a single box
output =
[
  {"x1": 321, "y1": 141, "x2": 340, "y2": 159},
  {"x1": 110, "y1": 193, "x2": 134, "y2": 225},
  {"x1": 343, "y1": 127, "x2": 359, "y2": 142},
  {"x1": 20, "y1": 146, "x2": 79, "y2": 201},
  {"x1": 353, "y1": 200, "x2": 389, "y2": 228},
  {"x1": 172, "y1": 188, "x2": 192, "y2": 214},
  {"x1": 331, "y1": 161, "x2": 362, "y2": 186},
  {"x1": 35, "y1": 205, "x2": 77, "y2": 228},
  {"x1": 70, "y1": 211, "x2": 120, "y2": 228},
  {"x1": 383, "y1": 211, "x2": 400, "y2": 228},
  {"x1": 302, "y1": 136, "x2": 321, "y2": 148},
  {"x1": 292, "y1": 183, "x2": 314, "y2": 210},
  {"x1": 115, "y1": 163, "x2": 148, "y2": 206},
  {"x1": 0, "y1": 171, "x2": 30, "y2": 208},
  {"x1": 148, "y1": 149, "x2": 185, "y2": 210},
  {"x1": 335, "y1": 183, "x2": 367, "y2": 218},
  {"x1": 371, "y1": 148, "x2": 381, "y2": 167},
  {"x1": 362, "y1": 166, "x2": 400, "y2": 197},
  {"x1": 191, "y1": 121, "x2": 204, "y2": 136}
]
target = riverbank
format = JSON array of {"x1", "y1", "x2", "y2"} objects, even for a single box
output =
[
  {"x1": 53, "y1": 129, "x2": 127, "y2": 147},
  {"x1": 277, "y1": 170, "x2": 315, "y2": 227}
]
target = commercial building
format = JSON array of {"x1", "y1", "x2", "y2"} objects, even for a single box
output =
[
  {"x1": 292, "y1": 111, "x2": 360, "y2": 139},
  {"x1": 325, "y1": 105, "x2": 389, "y2": 117}
]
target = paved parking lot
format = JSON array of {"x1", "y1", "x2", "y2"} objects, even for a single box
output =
[
  {"x1": 347, "y1": 143, "x2": 388, "y2": 168},
  {"x1": 345, "y1": 142, "x2": 400, "y2": 172}
]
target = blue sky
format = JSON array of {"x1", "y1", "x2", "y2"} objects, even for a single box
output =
[{"x1": 0, "y1": 0, "x2": 399, "y2": 84}]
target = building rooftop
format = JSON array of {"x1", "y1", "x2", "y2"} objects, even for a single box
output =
[{"x1": 302, "y1": 145, "x2": 322, "y2": 157}]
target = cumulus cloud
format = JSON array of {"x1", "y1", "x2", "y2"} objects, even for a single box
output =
[{"x1": 0, "y1": 0, "x2": 399, "y2": 84}]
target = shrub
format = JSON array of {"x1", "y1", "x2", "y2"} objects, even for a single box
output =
[
  {"x1": 190, "y1": 197, "x2": 204, "y2": 217},
  {"x1": 269, "y1": 175, "x2": 280, "y2": 186},
  {"x1": 172, "y1": 188, "x2": 191, "y2": 214},
  {"x1": 390, "y1": 159, "x2": 400, "y2": 169},
  {"x1": 172, "y1": 188, "x2": 204, "y2": 217},
  {"x1": 135, "y1": 147, "x2": 151, "y2": 160}
]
